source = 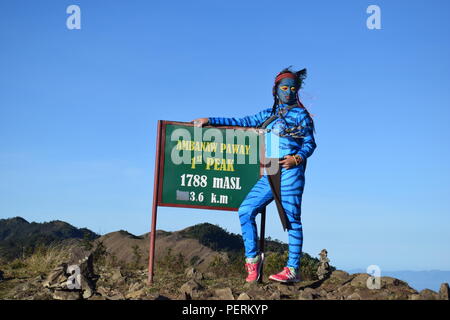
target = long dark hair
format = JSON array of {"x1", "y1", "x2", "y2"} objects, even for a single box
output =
[{"x1": 271, "y1": 66, "x2": 315, "y2": 132}]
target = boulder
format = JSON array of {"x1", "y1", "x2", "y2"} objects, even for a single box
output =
[
  {"x1": 43, "y1": 246, "x2": 97, "y2": 299},
  {"x1": 337, "y1": 284, "x2": 355, "y2": 297},
  {"x1": 418, "y1": 289, "x2": 439, "y2": 300},
  {"x1": 319, "y1": 272, "x2": 352, "y2": 293},
  {"x1": 325, "y1": 292, "x2": 341, "y2": 300},
  {"x1": 180, "y1": 279, "x2": 203, "y2": 299},
  {"x1": 243, "y1": 281, "x2": 259, "y2": 290},
  {"x1": 185, "y1": 267, "x2": 204, "y2": 281},
  {"x1": 439, "y1": 283, "x2": 449, "y2": 300},
  {"x1": 42, "y1": 265, "x2": 66, "y2": 289},
  {"x1": 329, "y1": 270, "x2": 351, "y2": 282},
  {"x1": 52, "y1": 290, "x2": 82, "y2": 300},
  {"x1": 243, "y1": 282, "x2": 267, "y2": 300},
  {"x1": 347, "y1": 292, "x2": 361, "y2": 300},
  {"x1": 179, "y1": 291, "x2": 190, "y2": 300},
  {"x1": 34, "y1": 275, "x2": 44, "y2": 283},
  {"x1": 107, "y1": 292, "x2": 126, "y2": 300},
  {"x1": 88, "y1": 294, "x2": 107, "y2": 300},
  {"x1": 318, "y1": 289, "x2": 328, "y2": 297},
  {"x1": 350, "y1": 273, "x2": 370, "y2": 288},
  {"x1": 80, "y1": 277, "x2": 95, "y2": 299},
  {"x1": 111, "y1": 268, "x2": 126, "y2": 285},
  {"x1": 215, "y1": 287, "x2": 234, "y2": 300},
  {"x1": 275, "y1": 283, "x2": 296, "y2": 296},
  {"x1": 370, "y1": 290, "x2": 391, "y2": 300},
  {"x1": 154, "y1": 295, "x2": 171, "y2": 300},
  {"x1": 298, "y1": 288, "x2": 316, "y2": 300},
  {"x1": 128, "y1": 281, "x2": 144, "y2": 292},
  {"x1": 355, "y1": 288, "x2": 381, "y2": 300},
  {"x1": 268, "y1": 290, "x2": 281, "y2": 300},
  {"x1": 237, "y1": 292, "x2": 251, "y2": 300},
  {"x1": 96, "y1": 286, "x2": 111, "y2": 297},
  {"x1": 381, "y1": 276, "x2": 402, "y2": 287},
  {"x1": 126, "y1": 289, "x2": 146, "y2": 300}
]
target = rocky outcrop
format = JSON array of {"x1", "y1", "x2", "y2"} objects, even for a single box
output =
[
  {"x1": 316, "y1": 249, "x2": 331, "y2": 280},
  {"x1": 418, "y1": 289, "x2": 440, "y2": 300},
  {"x1": 2, "y1": 258, "x2": 449, "y2": 300},
  {"x1": 52, "y1": 290, "x2": 81, "y2": 300},
  {"x1": 96, "y1": 229, "x2": 227, "y2": 273},
  {"x1": 185, "y1": 267, "x2": 204, "y2": 281},
  {"x1": 43, "y1": 246, "x2": 97, "y2": 299},
  {"x1": 298, "y1": 287, "x2": 317, "y2": 300},
  {"x1": 0, "y1": 222, "x2": 448, "y2": 301},
  {"x1": 179, "y1": 279, "x2": 203, "y2": 300},
  {"x1": 214, "y1": 288, "x2": 235, "y2": 300},
  {"x1": 0, "y1": 217, "x2": 98, "y2": 261},
  {"x1": 439, "y1": 283, "x2": 449, "y2": 300},
  {"x1": 237, "y1": 292, "x2": 251, "y2": 300}
]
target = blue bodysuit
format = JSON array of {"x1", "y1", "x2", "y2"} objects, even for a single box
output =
[{"x1": 208, "y1": 103, "x2": 316, "y2": 271}]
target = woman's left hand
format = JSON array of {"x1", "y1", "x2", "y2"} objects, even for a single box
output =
[{"x1": 279, "y1": 155, "x2": 300, "y2": 169}]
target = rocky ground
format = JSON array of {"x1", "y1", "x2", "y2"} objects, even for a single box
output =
[
  {"x1": 1, "y1": 221, "x2": 449, "y2": 301},
  {"x1": 0, "y1": 244, "x2": 449, "y2": 300}
]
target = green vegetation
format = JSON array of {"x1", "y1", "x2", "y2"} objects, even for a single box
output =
[
  {"x1": 0, "y1": 217, "x2": 99, "y2": 261},
  {"x1": 179, "y1": 223, "x2": 331, "y2": 281},
  {"x1": 179, "y1": 223, "x2": 243, "y2": 252},
  {"x1": 81, "y1": 231, "x2": 94, "y2": 251},
  {"x1": 179, "y1": 223, "x2": 288, "y2": 253},
  {"x1": 0, "y1": 243, "x2": 71, "y2": 279},
  {"x1": 91, "y1": 241, "x2": 108, "y2": 272},
  {"x1": 131, "y1": 245, "x2": 143, "y2": 269},
  {"x1": 157, "y1": 248, "x2": 187, "y2": 274},
  {"x1": 0, "y1": 219, "x2": 334, "y2": 289}
]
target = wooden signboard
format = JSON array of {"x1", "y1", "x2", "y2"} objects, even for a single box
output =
[{"x1": 148, "y1": 120, "x2": 266, "y2": 284}]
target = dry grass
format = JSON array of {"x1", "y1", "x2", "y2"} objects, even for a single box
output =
[{"x1": 2, "y1": 243, "x2": 71, "y2": 278}]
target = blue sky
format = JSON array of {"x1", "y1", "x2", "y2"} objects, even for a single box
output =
[{"x1": 1, "y1": 0, "x2": 450, "y2": 272}]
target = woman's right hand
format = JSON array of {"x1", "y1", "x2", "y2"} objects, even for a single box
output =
[{"x1": 191, "y1": 118, "x2": 209, "y2": 127}]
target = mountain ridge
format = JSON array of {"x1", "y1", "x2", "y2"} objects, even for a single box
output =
[
  {"x1": 1, "y1": 217, "x2": 449, "y2": 300},
  {"x1": 347, "y1": 268, "x2": 450, "y2": 292},
  {"x1": 0, "y1": 216, "x2": 99, "y2": 260}
]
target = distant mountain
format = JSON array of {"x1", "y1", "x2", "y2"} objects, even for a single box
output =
[
  {"x1": 1, "y1": 217, "x2": 448, "y2": 300},
  {"x1": 347, "y1": 268, "x2": 450, "y2": 292},
  {"x1": 96, "y1": 228, "x2": 226, "y2": 271},
  {"x1": 175, "y1": 223, "x2": 322, "y2": 273},
  {"x1": 0, "y1": 217, "x2": 99, "y2": 260},
  {"x1": 95, "y1": 223, "x2": 323, "y2": 272},
  {"x1": 177, "y1": 223, "x2": 288, "y2": 253},
  {"x1": 0, "y1": 217, "x2": 323, "y2": 275}
]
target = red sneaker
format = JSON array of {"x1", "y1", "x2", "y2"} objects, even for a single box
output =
[
  {"x1": 269, "y1": 267, "x2": 300, "y2": 283},
  {"x1": 244, "y1": 254, "x2": 264, "y2": 283}
]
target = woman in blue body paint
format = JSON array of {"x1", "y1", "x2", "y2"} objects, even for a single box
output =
[{"x1": 192, "y1": 67, "x2": 316, "y2": 283}]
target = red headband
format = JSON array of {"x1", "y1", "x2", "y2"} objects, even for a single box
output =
[{"x1": 275, "y1": 72, "x2": 296, "y2": 83}]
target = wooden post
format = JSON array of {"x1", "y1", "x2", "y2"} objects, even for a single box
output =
[
  {"x1": 147, "y1": 121, "x2": 264, "y2": 285},
  {"x1": 257, "y1": 129, "x2": 267, "y2": 283},
  {"x1": 258, "y1": 207, "x2": 266, "y2": 283},
  {"x1": 147, "y1": 120, "x2": 163, "y2": 285}
]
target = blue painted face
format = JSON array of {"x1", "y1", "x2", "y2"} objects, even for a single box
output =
[{"x1": 276, "y1": 78, "x2": 298, "y2": 105}]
